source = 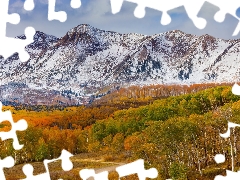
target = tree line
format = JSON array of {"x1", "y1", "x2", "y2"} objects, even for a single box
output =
[{"x1": 1, "y1": 84, "x2": 240, "y2": 179}]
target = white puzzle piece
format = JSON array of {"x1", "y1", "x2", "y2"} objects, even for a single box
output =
[
  {"x1": 110, "y1": 0, "x2": 240, "y2": 35},
  {"x1": 21, "y1": 149, "x2": 73, "y2": 180},
  {"x1": 0, "y1": 102, "x2": 28, "y2": 150}
]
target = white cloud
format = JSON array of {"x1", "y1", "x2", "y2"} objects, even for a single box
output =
[{"x1": 6, "y1": 0, "x2": 240, "y2": 40}]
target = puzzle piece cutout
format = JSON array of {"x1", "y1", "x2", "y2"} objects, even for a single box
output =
[
  {"x1": 204, "y1": 0, "x2": 240, "y2": 21},
  {"x1": 0, "y1": 0, "x2": 35, "y2": 62},
  {"x1": 219, "y1": 121, "x2": 240, "y2": 138},
  {"x1": 215, "y1": 170, "x2": 240, "y2": 180},
  {"x1": 205, "y1": 0, "x2": 240, "y2": 36},
  {"x1": 116, "y1": 159, "x2": 158, "y2": 180},
  {"x1": 48, "y1": 0, "x2": 82, "y2": 22},
  {"x1": 0, "y1": 156, "x2": 15, "y2": 180},
  {"x1": 212, "y1": 84, "x2": 240, "y2": 179},
  {"x1": 165, "y1": 3, "x2": 239, "y2": 39},
  {"x1": 21, "y1": 149, "x2": 73, "y2": 180},
  {"x1": 0, "y1": 0, "x2": 82, "y2": 62},
  {"x1": 24, "y1": 0, "x2": 82, "y2": 23},
  {"x1": 110, "y1": 0, "x2": 240, "y2": 36},
  {"x1": 197, "y1": 1, "x2": 239, "y2": 39},
  {"x1": 48, "y1": 0, "x2": 67, "y2": 22},
  {"x1": 71, "y1": 0, "x2": 82, "y2": 9},
  {"x1": 24, "y1": 0, "x2": 35, "y2": 11},
  {"x1": 214, "y1": 155, "x2": 240, "y2": 180},
  {"x1": 166, "y1": 6, "x2": 202, "y2": 34},
  {"x1": 0, "y1": 102, "x2": 28, "y2": 150},
  {"x1": 79, "y1": 159, "x2": 158, "y2": 180},
  {"x1": 232, "y1": 83, "x2": 240, "y2": 96},
  {"x1": 110, "y1": 0, "x2": 206, "y2": 29},
  {"x1": 80, "y1": 169, "x2": 109, "y2": 180},
  {"x1": 1, "y1": 0, "x2": 240, "y2": 179}
]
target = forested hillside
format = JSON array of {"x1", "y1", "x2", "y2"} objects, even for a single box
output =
[
  {"x1": 2, "y1": 25, "x2": 240, "y2": 106},
  {"x1": 2, "y1": 84, "x2": 240, "y2": 179}
]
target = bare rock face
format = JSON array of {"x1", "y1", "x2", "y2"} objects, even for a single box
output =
[{"x1": 0, "y1": 24, "x2": 239, "y2": 105}]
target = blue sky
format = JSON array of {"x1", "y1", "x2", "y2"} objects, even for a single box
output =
[{"x1": 7, "y1": 0, "x2": 240, "y2": 40}]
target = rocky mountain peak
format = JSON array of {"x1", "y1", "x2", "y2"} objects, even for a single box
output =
[{"x1": 0, "y1": 24, "x2": 239, "y2": 105}]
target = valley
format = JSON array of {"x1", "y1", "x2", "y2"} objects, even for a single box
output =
[
  {"x1": 1, "y1": 25, "x2": 240, "y2": 179},
  {"x1": 1, "y1": 84, "x2": 240, "y2": 179},
  {"x1": 1, "y1": 25, "x2": 240, "y2": 105}
]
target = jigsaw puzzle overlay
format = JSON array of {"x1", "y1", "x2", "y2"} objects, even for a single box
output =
[
  {"x1": 0, "y1": 0, "x2": 81, "y2": 62},
  {"x1": 21, "y1": 149, "x2": 74, "y2": 180},
  {"x1": 0, "y1": 102, "x2": 27, "y2": 150},
  {"x1": 0, "y1": 100, "x2": 158, "y2": 179},
  {"x1": 110, "y1": 0, "x2": 240, "y2": 35},
  {"x1": 0, "y1": 101, "x2": 158, "y2": 180},
  {"x1": 0, "y1": 0, "x2": 35, "y2": 62},
  {"x1": 0, "y1": 0, "x2": 240, "y2": 179},
  {"x1": 212, "y1": 84, "x2": 240, "y2": 179}
]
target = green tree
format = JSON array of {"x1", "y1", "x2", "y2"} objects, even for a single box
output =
[{"x1": 169, "y1": 162, "x2": 188, "y2": 180}]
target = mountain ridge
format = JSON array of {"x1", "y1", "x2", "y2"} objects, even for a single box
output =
[{"x1": 0, "y1": 24, "x2": 239, "y2": 105}]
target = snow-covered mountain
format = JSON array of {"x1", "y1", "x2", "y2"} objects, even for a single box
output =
[{"x1": 0, "y1": 24, "x2": 239, "y2": 105}]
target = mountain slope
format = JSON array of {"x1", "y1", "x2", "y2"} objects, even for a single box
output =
[{"x1": 0, "y1": 24, "x2": 239, "y2": 105}]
